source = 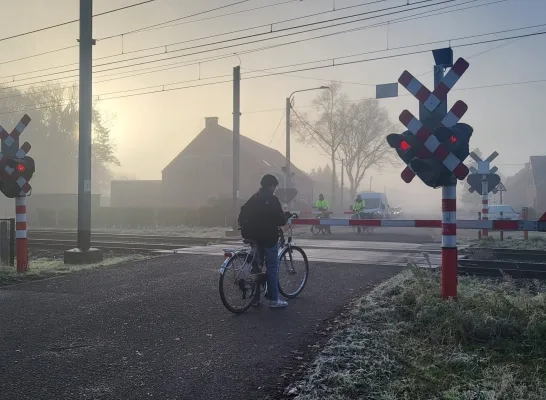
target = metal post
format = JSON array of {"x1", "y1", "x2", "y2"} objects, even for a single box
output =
[
  {"x1": 15, "y1": 196, "x2": 27, "y2": 272},
  {"x1": 430, "y1": 64, "x2": 457, "y2": 299},
  {"x1": 500, "y1": 211, "x2": 504, "y2": 241},
  {"x1": 232, "y1": 66, "x2": 241, "y2": 231},
  {"x1": 522, "y1": 207, "x2": 529, "y2": 240},
  {"x1": 499, "y1": 189, "x2": 503, "y2": 205},
  {"x1": 481, "y1": 175, "x2": 488, "y2": 238},
  {"x1": 340, "y1": 159, "x2": 344, "y2": 211},
  {"x1": 77, "y1": 0, "x2": 93, "y2": 252},
  {"x1": 442, "y1": 185, "x2": 457, "y2": 298},
  {"x1": 478, "y1": 212, "x2": 482, "y2": 239},
  {"x1": 285, "y1": 97, "x2": 291, "y2": 189},
  {"x1": 0, "y1": 220, "x2": 8, "y2": 265}
]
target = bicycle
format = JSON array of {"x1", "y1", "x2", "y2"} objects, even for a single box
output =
[
  {"x1": 310, "y1": 210, "x2": 333, "y2": 236},
  {"x1": 219, "y1": 216, "x2": 309, "y2": 314},
  {"x1": 351, "y1": 211, "x2": 375, "y2": 235}
]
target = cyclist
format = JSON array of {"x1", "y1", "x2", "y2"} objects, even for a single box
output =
[
  {"x1": 352, "y1": 195, "x2": 366, "y2": 234},
  {"x1": 238, "y1": 174, "x2": 289, "y2": 308},
  {"x1": 315, "y1": 194, "x2": 331, "y2": 234}
]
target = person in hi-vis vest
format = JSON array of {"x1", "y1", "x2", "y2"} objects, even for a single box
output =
[{"x1": 315, "y1": 194, "x2": 331, "y2": 233}]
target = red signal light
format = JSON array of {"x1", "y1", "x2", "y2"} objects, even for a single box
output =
[
  {"x1": 16, "y1": 164, "x2": 25, "y2": 172},
  {"x1": 400, "y1": 140, "x2": 411, "y2": 151},
  {"x1": 450, "y1": 135, "x2": 457, "y2": 144}
]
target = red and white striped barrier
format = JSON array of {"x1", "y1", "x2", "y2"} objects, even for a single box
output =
[{"x1": 290, "y1": 218, "x2": 538, "y2": 231}]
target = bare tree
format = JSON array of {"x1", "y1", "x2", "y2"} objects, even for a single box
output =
[
  {"x1": 290, "y1": 82, "x2": 348, "y2": 207},
  {"x1": 339, "y1": 99, "x2": 395, "y2": 198}
]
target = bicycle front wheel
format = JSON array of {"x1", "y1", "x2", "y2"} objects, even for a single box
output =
[
  {"x1": 278, "y1": 245, "x2": 309, "y2": 299},
  {"x1": 219, "y1": 253, "x2": 257, "y2": 314}
]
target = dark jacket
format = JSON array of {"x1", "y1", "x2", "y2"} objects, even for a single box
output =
[{"x1": 240, "y1": 188, "x2": 287, "y2": 247}]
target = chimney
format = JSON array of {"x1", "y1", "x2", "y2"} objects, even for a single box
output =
[{"x1": 205, "y1": 117, "x2": 219, "y2": 128}]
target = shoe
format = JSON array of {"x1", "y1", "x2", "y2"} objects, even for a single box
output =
[{"x1": 269, "y1": 299, "x2": 288, "y2": 308}]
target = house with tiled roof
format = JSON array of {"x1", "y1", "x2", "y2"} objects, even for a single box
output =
[
  {"x1": 161, "y1": 117, "x2": 314, "y2": 208},
  {"x1": 504, "y1": 155, "x2": 546, "y2": 216}
]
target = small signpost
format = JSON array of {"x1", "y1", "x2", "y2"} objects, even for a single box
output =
[{"x1": 496, "y1": 182, "x2": 507, "y2": 204}]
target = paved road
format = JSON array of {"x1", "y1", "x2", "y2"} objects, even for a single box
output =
[
  {"x1": 0, "y1": 252, "x2": 402, "y2": 400},
  {"x1": 168, "y1": 239, "x2": 443, "y2": 267}
]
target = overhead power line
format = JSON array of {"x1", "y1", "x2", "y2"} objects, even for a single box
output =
[
  {"x1": 268, "y1": 110, "x2": 286, "y2": 147},
  {"x1": 0, "y1": 10, "x2": 538, "y2": 102},
  {"x1": 99, "y1": 0, "x2": 389, "y2": 41},
  {"x1": 1, "y1": 74, "x2": 545, "y2": 117},
  {"x1": 1, "y1": 26, "x2": 544, "y2": 117},
  {"x1": 0, "y1": 0, "x2": 465, "y2": 83},
  {"x1": 98, "y1": 0, "x2": 253, "y2": 39},
  {"x1": 0, "y1": 0, "x2": 161, "y2": 43},
  {"x1": 0, "y1": 0, "x2": 297, "y2": 66}
]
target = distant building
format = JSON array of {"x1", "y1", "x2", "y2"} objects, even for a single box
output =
[
  {"x1": 162, "y1": 117, "x2": 313, "y2": 208},
  {"x1": 504, "y1": 156, "x2": 546, "y2": 216},
  {"x1": 111, "y1": 117, "x2": 314, "y2": 209},
  {"x1": 110, "y1": 180, "x2": 162, "y2": 208}
]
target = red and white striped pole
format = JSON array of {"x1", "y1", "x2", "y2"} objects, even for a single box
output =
[
  {"x1": 441, "y1": 184, "x2": 457, "y2": 298},
  {"x1": 16, "y1": 196, "x2": 28, "y2": 272},
  {"x1": 481, "y1": 175, "x2": 488, "y2": 238}
]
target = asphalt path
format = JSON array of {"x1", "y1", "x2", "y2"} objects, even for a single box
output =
[{"x1": 0, "y1": 253, "x2": 401, "y2": 400}]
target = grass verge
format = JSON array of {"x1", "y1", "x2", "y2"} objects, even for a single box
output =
[
  {"x1": 0, "y1": 254, "x2": 152, "y2": 286},
  {"x1": 291, "y1": 265, "x2": 546, "y2": 400},
  {"x1": 463, "y1": 236, "x2": 546, "y2": 250}
]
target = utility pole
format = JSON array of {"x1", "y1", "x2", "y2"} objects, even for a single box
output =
[
  {"x1": 65, "y1": 0, "x2": 102, "y2": 264},
  {"x1": 285, "y1": 97, "x2": 291, "y2": 189},
  {"x1": 232, "y1": 66, "x2": 241, "y2": 231},
  {"x1": 79, "y1": 0, "x2": 93, "y2": 252}
]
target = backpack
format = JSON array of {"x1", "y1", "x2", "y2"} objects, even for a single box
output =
[{"x1": 238, "y1": 194, "x2": 265, "y2": 238}]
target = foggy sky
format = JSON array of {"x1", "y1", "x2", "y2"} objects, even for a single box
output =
[{"x1": 0, "y1": 0, "x2": 544, "y2": 211}]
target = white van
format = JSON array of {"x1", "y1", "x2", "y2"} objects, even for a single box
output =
[{"x1": 355, "y1": 191, "x2": 390, "y2": 219}]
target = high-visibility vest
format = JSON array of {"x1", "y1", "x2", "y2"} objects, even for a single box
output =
[
  {"x1": 354, "y1": 200, "x2": 365, "y2": 211},
  {"x1": 315, "y1": 199, "x2": 329, "y2": 209}
]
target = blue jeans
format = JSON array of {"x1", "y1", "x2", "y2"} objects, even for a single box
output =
[{"x1": 255, "y1": 243, "x2": 280, "y2": 302}]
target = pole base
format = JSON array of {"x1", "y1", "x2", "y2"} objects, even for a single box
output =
[{"x1": 64, "y1": 248, "x2": 103, "y2": 265}]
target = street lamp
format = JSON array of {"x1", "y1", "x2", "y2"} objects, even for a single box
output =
[{"x1": 285, "y1": 86, "x2": 330, "y2": 190}]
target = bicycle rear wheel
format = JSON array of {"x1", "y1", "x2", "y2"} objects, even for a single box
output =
[
  {"x1": 278, "y1": 246, "x2": 309, "y2": 298},
  {"x1": 219, "y1": 253, "x2": 258, "y2": 314}
]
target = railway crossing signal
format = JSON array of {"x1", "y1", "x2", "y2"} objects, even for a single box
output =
[
  {"x1": 387, "y1": 48, "x2": 474, "y2": 300},
  {"x1": 0, "y1": 114, "x2": 35, "y2": 198},
  {"x1": 391, "y1": 57, "x2": 473, "y2": 188},
  {"x1": 275, "y1": 188, "x2": 298, "y2": 204},
  {"x1": 466, "y1": 151, "x2": 500, "y2": 195},
  {"x1": 467, "y1": 173, "x2": 500, "y2": 195},
  {"x1": 0, "y1": 114, "x2": 34, "y2": 273},
  {"x1": 466, "y1": 151, "x2": 500, "y2": 239}
]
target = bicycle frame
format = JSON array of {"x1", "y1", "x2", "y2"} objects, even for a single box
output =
[{"x1": 221, "y1": 224, "x2": 294, "y2": 273}]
